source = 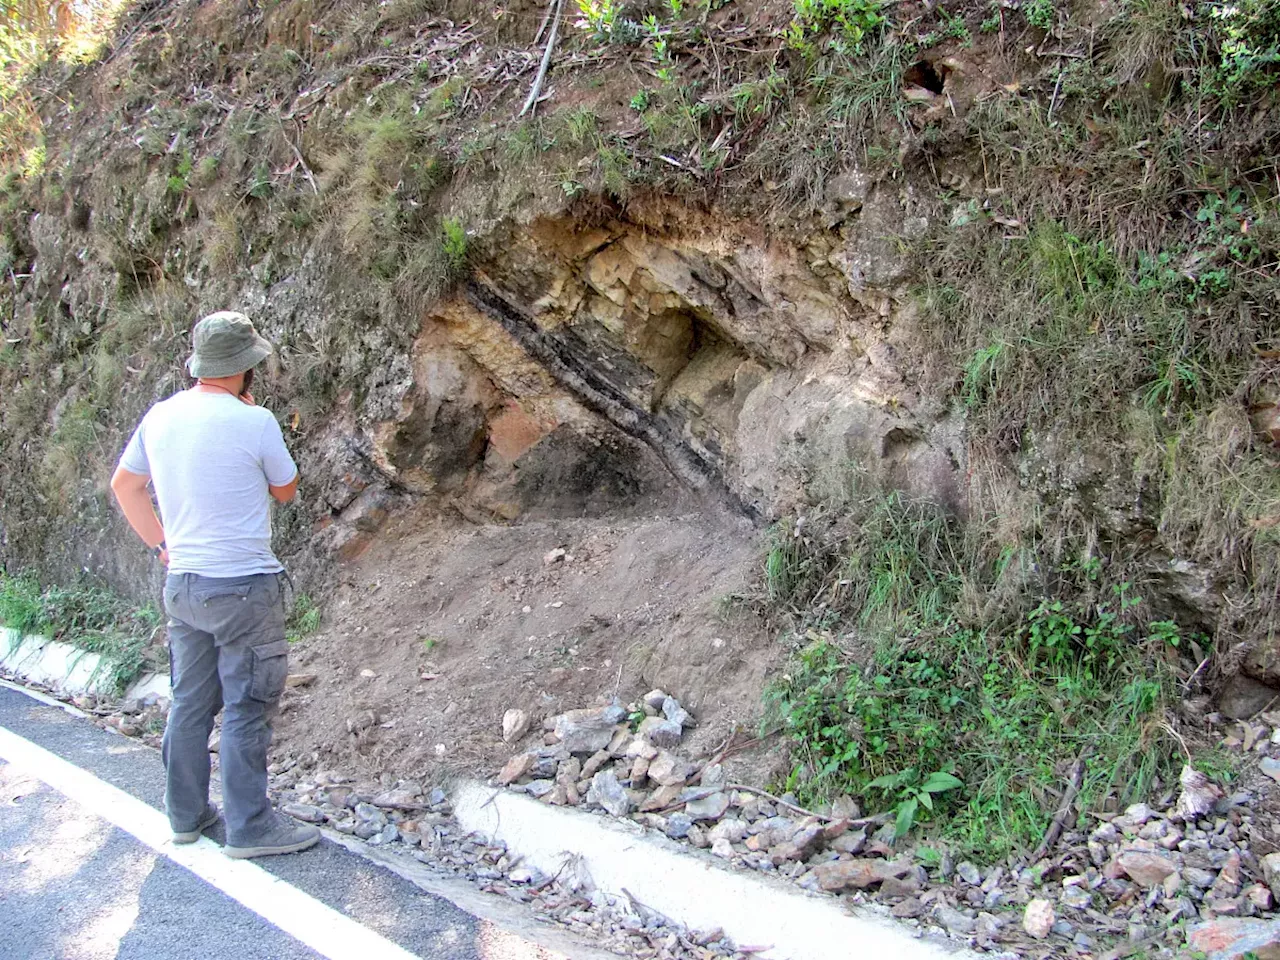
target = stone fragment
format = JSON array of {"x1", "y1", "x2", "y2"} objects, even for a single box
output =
[
  {"x1": 934, "y1": 905, "x2": 976, "y2": 936},
  {"x1": 371, "y1": 787, "x2": 421, "y2": 807},
  {"x1": 1116, "y1": 850, "x2": 1177, "y2": 887},
  {"x1": 285, "y1": 673, "x2": 317, "y2": 688},
  {"x1": 1188, "y1": 917, "x2": 1280, "y2": 957},
  {"x1": 686, "y1": 825, "x2": 708, "y2": 848},
  {"x1": 1219, "y1": 674, "x2": 1280, "y2": 720},
  {"x1": 580, "y1": 749, "x2": 611, "y2": 780},
  {"x1": 662, "y1": 696, "x2": 693, "y2": 728},
  {"x1": 812, "y1": 857, "x2": 913, "y2": 892},
  {"x1": 543, "y1": 548, "x2": 566, "y2": 565},
  {"x1": 525, "y1": 779, "x2": 555, "y2": 798},
  {"x1": 502, "y1": 709, "x2": 531, "y2": 744},
  {"x1": 1262, "y1": 852, "x2": 1280, "y2": 901},
  {"x1": 769, "y1": 824, "x2": 825, "y2": 864},
  {"x1": 587, "y1": 770, "x2": 631, "y2": 817},
  {"x1": 552, "y1": 705, "x2": 625, "y2": 754},
  {"x1": 665, "y1": 812, "x2": 693, "y2": 839},
  {"x1": 624, "y1": 738, "x2": 659, "y2": 761},
  {"x1": 642, "y1": 689, "x2": 668, "y2": 710},
  {"x1": 1163, "y1": 871, "x2": 1183, "y2": 899},
  {"x1": 891, "y1": 898, "x2": 926, "y2": 919},
  {"x1": 1023, "y1": 899, "x2": 1055, "y2": 939},
  {"x1": 1211, "y1": 850, "x2": 1243, "y2": 900},
  {"x1": 637, "y1": 716, "x2": 682, "y2": 749},
  {"x1": 830, "y1": 795, "x2": 861, "y2": 820},
  {"x1": 648, "y1": 750, "x2": 692, "y2": 787},
  {"x1": 282, "y1": 802, "x2": 324, "y2": 823},
  {"x1": 711, "y1": 838, "x2": 734, "y2": 859},
  {"x1": 708, "y1": 819, "x2": 748, "y2": 844},
  {"x1": 1262, "y1": 757, "x2": 1280, "y2": 785},
  {"x1": 1175, "y1": 764, "x2": 1226, "y2": 822},
  {"x1": 699, "y1": 763, "x2": 726, "y2": 788},
  {"x1": 685, "y1": 791, "x2": 730, "y2": 821},
  {"x1": 879, "y1": 875, "x2": 919, "y2": 899},
  {"x1": 1247, "y1": 884, "x2": 1275, "y2": 911},
  {"x1": 354, "y1": 803, "x2": 386, "y2": 825},
  {"x1": 1188, "y1": 866, "x2": 1219, "y2": 889},
  {"x1": 640, "y1": 784, "x2": 683, "y2": 812},
  {"x1": 831, "y1": 828, "x2": 867, "y2": 855},
  {"x1": 956, "y1": 861, "x2": 982, "y2": 885},
  {"x1": 498, "y1": 753, "x2": 535, "y2": 786},
  {"x1": 629, "y1": 756, "x2": 650, "y2": 788}
]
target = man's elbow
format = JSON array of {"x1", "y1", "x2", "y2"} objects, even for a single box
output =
[
  {"x1": 110, "y1": 465, "x2": 141, "y2": 500},
  {"x1": 269, "y1": 477, "x2": 299, "y2": 503}
]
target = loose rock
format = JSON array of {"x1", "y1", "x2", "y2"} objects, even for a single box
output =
[
  {"x1": 1023, "y1": 899, "x2": 1055, "y2": 939},
  {"x1": 502, "y1": 709, "x2": 531, "y2": 744}
]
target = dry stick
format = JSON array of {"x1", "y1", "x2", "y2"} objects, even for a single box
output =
[
  {"x1": 532, "y1": 0, "x2": 555, "y2": 47},
  {"x1": 725, "y1": 783, "x2": 891, "y2": 827},
  {"x1": 519, "y1": 0, "x2": 564, "y2": 118},
  {"x1": 1029, "y1": 755, "x2": 1086, "y2": 865},
  {"x1": 278, "y1": 118, "x2": 319, "y2": 195}
]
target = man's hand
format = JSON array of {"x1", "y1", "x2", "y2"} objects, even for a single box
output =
[{"x1": 158, "y1": 547, "x2": 170, "y2": 565}]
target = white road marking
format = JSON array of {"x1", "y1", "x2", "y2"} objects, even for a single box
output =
[{"x1": 0, "y1": 725, "x2": 423, "y2": 960}]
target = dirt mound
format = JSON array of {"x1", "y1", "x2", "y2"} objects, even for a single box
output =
[{"x1": 273, "y1": 505, "x2": 778, "y2": 784}]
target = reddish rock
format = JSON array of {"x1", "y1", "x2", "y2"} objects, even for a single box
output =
[
  {"x1": 769, "y1": 824, "x2": 825, "y2": 865},
  {"x1": 813, "y1": 857, "x2": 913, "y2": 892},
  {"x1": 498, "y1": 753, "x2": 535, "y2": 785},
  {"x1": 1116, "y1": 850, "x2": 1177, "y2": 887},
  {"x1": 1188, "y1": 917, "x2": 1280, "y2": 958},
  {"x1": 639, "y1": 784, "x2": 683, "y2": 812}
]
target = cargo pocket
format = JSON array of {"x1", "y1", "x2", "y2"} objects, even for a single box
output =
[
  {"x1": 249, "y1": 639, "x2": 289, "y2": 702},
  {"x1": 195, "y1": 583, "x2": 255, "y2": 607}
]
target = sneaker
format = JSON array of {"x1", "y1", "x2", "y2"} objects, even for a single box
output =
[
  {"x1": 172, "y1": 803, "x2": 221, "y2": 844},
  {"x1": 225, "y1": 817, "x2": 320, "y2": 859}
]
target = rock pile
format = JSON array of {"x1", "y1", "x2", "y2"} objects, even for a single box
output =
[
  {"x1": 266, "y1": 762, "x2": 746, "y2": 960},
  {"x1": 493, "y1": 695, "x2": 1280, "y2": 958}
]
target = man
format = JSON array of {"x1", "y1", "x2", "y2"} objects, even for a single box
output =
[{"x1": 110, "y1": 311, "x2": 319, "y2": 859}]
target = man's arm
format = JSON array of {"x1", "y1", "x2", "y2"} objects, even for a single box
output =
[
  {"x1": 268, "y1": 476, "x2": 298, "y2": 503},
  {"x1": 110, "y1": 465, "x2": 168, "y2": 564}
]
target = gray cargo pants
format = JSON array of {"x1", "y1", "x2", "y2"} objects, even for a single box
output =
[{"x1": 162, "y1": 572, "x2": 290, "y2": 845}]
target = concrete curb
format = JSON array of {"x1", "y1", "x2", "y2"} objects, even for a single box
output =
[
  {"x1": 452, "y1": 781, "x2": 982, "y2": 960},
  {"x1": 0, "y1": 627, "x2": 169, "y2": 703}
]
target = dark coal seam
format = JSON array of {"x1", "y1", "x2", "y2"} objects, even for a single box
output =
[{"x1": 464, "y1": 279, "x2": 760, "y2": 523}]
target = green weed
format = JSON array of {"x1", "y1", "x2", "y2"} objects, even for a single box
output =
[
  {"x1": 286, "y1": 593, "x2": 321, "y2": 644},
  {"x1": 0, "y1": 571, "x2": 162, "y2": 693}
]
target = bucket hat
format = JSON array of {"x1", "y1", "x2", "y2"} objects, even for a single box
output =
[{"x1": 186, "y1": 311, "x2": 273, "y2": 379}]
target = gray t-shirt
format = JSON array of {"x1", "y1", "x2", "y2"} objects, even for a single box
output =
[{"x1": 119, "y1": 390, "x2": 298, "y2": 578}]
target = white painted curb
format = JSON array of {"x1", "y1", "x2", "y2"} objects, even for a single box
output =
[
  {"x1": 453, "y1": 781, "x2": 981, "y2": 960},
  {"x1": 0, "y1": 627, "x2": 170, "y2": 703}
]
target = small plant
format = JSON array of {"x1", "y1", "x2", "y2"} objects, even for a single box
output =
[
  {"x1": 1024, "y1": 0, "x2": 1055, "y2": 30},
  {"x1": 441, "y1": 216, "x2": 467, "y2": 270},
  {"x1": 629, "y1": 89, "x2": 652, "y2": 112},
  {"x1": 421, "y1": 635, "x2": 444, "y2": 653},
  {"x1": 166, "y1": 150, "x2": 194, "y2": 196},
  {"x1": 575, "y1": 0, "x2": 639, "y2": 43},
  {"x1": 785, "y1": 0, "x2": 887, "y2": 57},
  {"x1": 286, "y1": 593, "x2": 320, "y2": 644},
  {"x1": 867, "y1": 768, "x2": 965, "y2": 839},
  {"x1": 247, "y1": 161, "x2": 273, "y2": 201}
]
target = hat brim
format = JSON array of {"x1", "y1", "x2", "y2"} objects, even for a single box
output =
[{"x1": 187, "y1": 335, "x2": 273, "y2": 379}]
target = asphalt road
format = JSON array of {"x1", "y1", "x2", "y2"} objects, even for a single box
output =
[{"x1": 0, "y1": 684, "x2": 586, "y2": 960}]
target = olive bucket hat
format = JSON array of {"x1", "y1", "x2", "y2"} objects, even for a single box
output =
[{"x1": 186, "y1": 311, "x2": 273, "y2": 379}]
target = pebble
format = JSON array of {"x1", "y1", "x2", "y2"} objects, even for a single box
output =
[{"x1": 956, "y1": 861, "x2": 981, "y2": 886}]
